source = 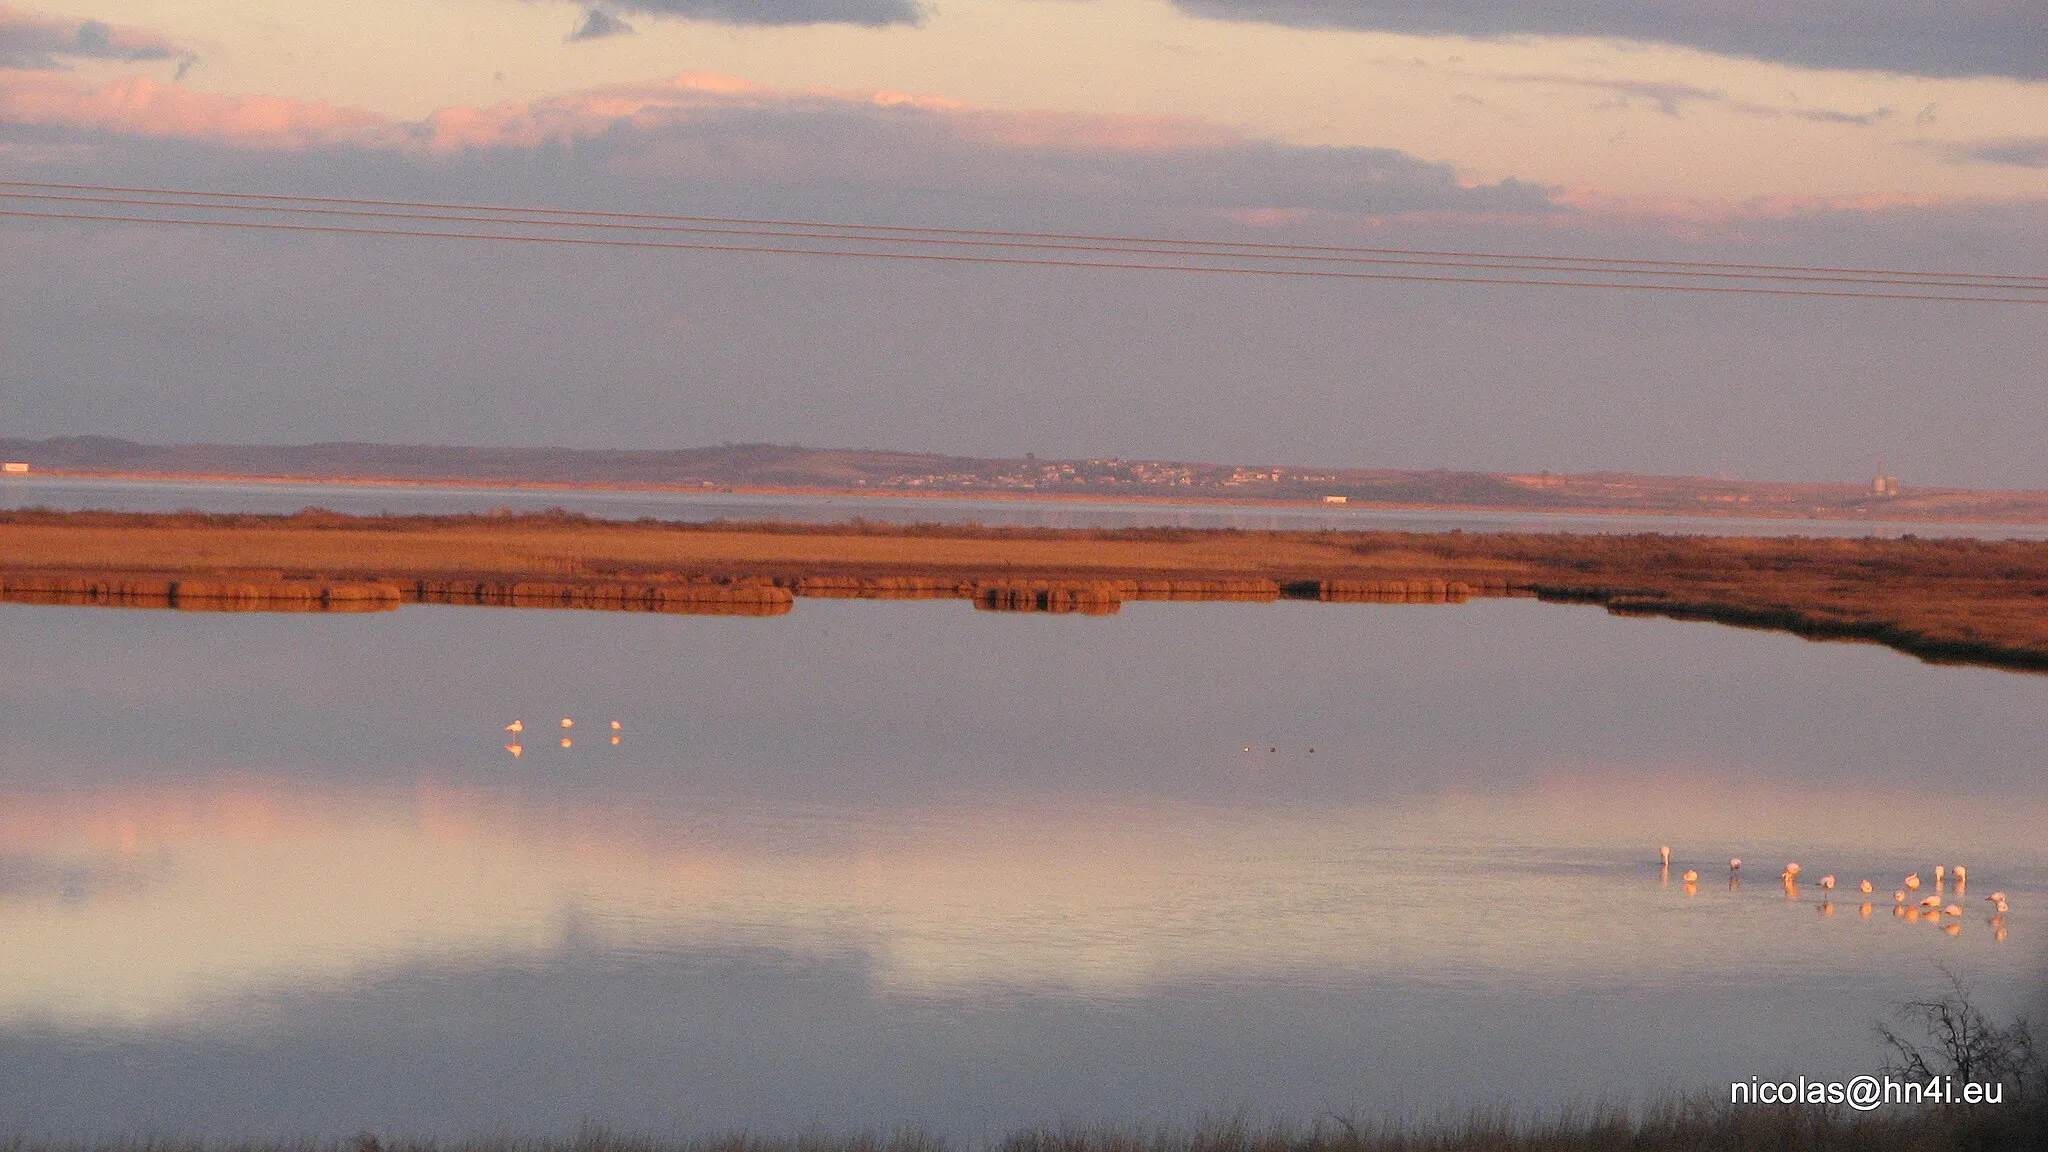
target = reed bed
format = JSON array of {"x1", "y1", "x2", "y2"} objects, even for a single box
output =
[{"x1": 7, "y1": 509, "x2": 2048, "y2": 669}]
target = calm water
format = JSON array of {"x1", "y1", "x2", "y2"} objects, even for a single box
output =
[
  {"x1": 0, "y1": 595, "x2": 2043, "y2": 1137},
  {"x1": 6, "y1": 473, "x2": 2048, "y2": 537}
]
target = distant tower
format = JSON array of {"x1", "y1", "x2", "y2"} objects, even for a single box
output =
[{"x1": 1872, "y1": 461, "x2": 1899, "y2": 497}]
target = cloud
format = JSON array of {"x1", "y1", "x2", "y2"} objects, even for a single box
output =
[
  {"x1": 1491, "y1": 72, "x2": 1893, "y2": 126},
  {"x1": 1494, "y1": 74, "x2": 1722, "y2": 117},
  {"x1": 567, "y1": 8, "x2": 635, "y2": 40},
  {"x1": 1759, "y1": 106, "x2": 1892, "y2": 127},
  {"x1": 604, "y1": 0, "x2": 923, "y2": 28},
  {"x1": 0, "y1": 6, "x2": 186, "y2": 70},
  {"x1": 0, "y1": 71, "x2": 1556, "y2": 228},
  {"x1": 1169, "y1": 0, "x2": 2048, "y2": 80},
  {"x1": 0, "y1": 72, "x2": 391, "y2": 148},
  {"x1": 1933, "y1": 137, "x2": 2048, "y2": 168}
]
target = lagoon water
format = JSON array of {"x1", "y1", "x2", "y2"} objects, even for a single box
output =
[
  {"x1": 7, "y1": 473, "x2": 2048, "y2": 538},
  {"x1": 1, "y1": 594, "x2": 2043, "y2": 1137}
]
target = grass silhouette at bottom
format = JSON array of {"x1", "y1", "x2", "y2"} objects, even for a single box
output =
[{"x1": 10, "y1": 1100, "x2": 2046, "y2": 1152}]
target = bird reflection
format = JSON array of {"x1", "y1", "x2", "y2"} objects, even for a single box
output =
[{"x1": 1655, "y1": 846, "x2": 2016, "y2": 944}]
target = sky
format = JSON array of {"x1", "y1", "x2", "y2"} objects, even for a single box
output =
[{"x1": 0, "y1": 0, "x2": 2043, "y2": 484}]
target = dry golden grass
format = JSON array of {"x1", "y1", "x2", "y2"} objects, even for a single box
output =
[{"x1": 7, "y1": 509, "x2": 2048, "y2": 669}]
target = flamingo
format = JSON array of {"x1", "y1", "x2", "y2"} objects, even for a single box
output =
[
  {"x1": 1905, "y1": 873, "x2": 1921, "y2": 891},
  {"x1": 1683, "y1": 870, "x2": 1699, "y2": 883},
  {"x1": 1895, "y1": 890, "x2": 1907, "y2": 903},
  {"x1": 1944, "y1": 904, "x2": 1962, "y2": 916},
  {"x1": 1920, "y1": 895, "x2": 1943, "y2": 908},
  {"x1": 1730, "y1": 858, "x2": 1742, "y2": 872},
  {"x1": 506, "y1": 720, "x2": 524, "y2": 733},
  {"x1": 1935, "y1": 865, "x2": 1946, "y2": 890},
  {"x1": 611, "y1": 720, "x2": 622, "y2": 730},
  {"x1": 1785, "y1": 862, "x2": 1802, "y2": 877},
  {"x1": 1819, "y1": 876, "x2": 1836, "y2": 892},
  {"x1": 1860, "y1": 880, "x2": 1873, "y2": 894},
  {"x1": 1660, "y1": 846, "x2": 1672, "y2": 867},
  {"x1": 561, "y1": 718, "x2": 575, "y2": 729},
  {"x1": 560, "y1": 737, "x2": 573, "y2": 748}
]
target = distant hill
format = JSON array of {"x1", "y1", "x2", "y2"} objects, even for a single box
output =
[{"x1": 6, "y1": 437, "x2": 2047, "y2": 522}]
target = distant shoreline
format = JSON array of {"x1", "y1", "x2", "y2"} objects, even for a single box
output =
[
  {"x1": 12, "y1": 467, "x2": 2048, "y2": 528},
  {"x1": 9, "y1": 438, "x2": 2048, "y2": 526}
]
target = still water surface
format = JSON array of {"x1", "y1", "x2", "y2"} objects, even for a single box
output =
[
  {"x1": 6, "y1": 473, "x2": 2046, "y2": 537},
  {"x1": 0, "y1": 596, "x2": 2042, "y2": 1136}
]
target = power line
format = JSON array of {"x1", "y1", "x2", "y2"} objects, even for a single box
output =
[
  {"x1": 5, "y1": 188, "x2": 2043, "y2": 294},
  {"x1": 3, "y1": 191, "x2": 2042, "y2": 305},
  {"x1": 6, "y1": 178, "x2": 2039, "y2": 285}
]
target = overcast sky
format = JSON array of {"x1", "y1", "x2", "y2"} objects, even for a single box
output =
[{"x1": 0, "y1": 0, "x2": 2043, "y2": 484}]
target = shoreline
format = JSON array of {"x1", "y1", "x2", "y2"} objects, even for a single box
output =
[
  {"x1": 8, "y1": 509, "x2": 2048, "y2": 672},
  {"x1": 12, "y1": 467, "x2": 2048, "y2": 528}
]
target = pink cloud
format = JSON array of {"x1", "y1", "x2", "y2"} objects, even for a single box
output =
[
  {"x1": 0, "y1": 68, "x2": 1247, "y2": 158},
  {"x1": 1552, "y1": 186, "x2": 1954, "y2": 238},
  {"x1": 0, "y1": 72, "x2": 392, "y2": 147}
]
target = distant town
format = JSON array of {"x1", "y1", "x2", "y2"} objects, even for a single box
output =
[{"x1": 4, "y1": 436, "x2": 2046, "y2": 523}]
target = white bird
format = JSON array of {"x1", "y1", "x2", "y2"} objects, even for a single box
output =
[{"x1": 506, "y1": 720, "x2": 524, "y2": 733}]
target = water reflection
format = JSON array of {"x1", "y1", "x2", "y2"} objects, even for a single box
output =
[
  {"x1": 4, "y1": 778, "x2": 2038, "y2": 1026},
  {"x1": 0, "y1": 597, "x2": 2043, "y2": 1135}
]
